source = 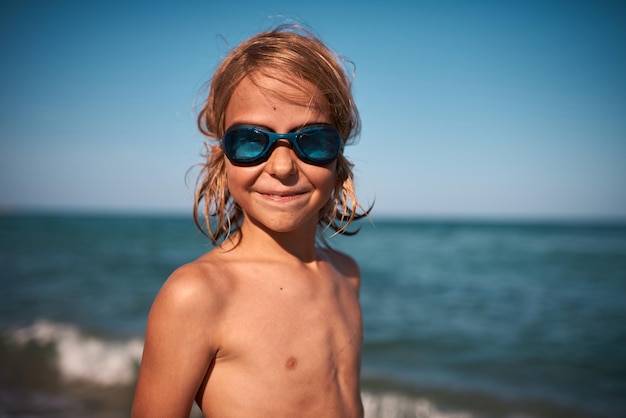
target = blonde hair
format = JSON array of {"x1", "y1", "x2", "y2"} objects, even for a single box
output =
[{"x1": 195, "y1": 25, "x2": 369, "y2": 244}]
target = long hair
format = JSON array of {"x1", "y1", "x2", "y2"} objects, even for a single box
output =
[{"x1": 194, "y1": 25, "x2": 370, "y2": 244}]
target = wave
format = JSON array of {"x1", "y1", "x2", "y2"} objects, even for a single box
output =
[
  {"x1": 4, "y1": 319, "x2": 143, "y2": 386},
  {"x1": 362, "y1": 391, "x2": 473, "y2": 418}
]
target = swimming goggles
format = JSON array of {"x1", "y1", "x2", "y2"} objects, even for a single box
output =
[{"x1": 221, "y1": 124, "x2": 343, "y2": 166}]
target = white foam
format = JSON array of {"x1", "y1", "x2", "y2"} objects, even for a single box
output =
[
  {"x1": 362, "y1": 391, "x2": 473, "y2": 418},
  {"x1": 8, "y1": 319, "x2": 144, "y2": 386}
]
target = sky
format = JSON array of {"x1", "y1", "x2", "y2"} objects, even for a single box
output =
[{"x1": 1, "y1": 0, "x2": 625, "y2": 220}]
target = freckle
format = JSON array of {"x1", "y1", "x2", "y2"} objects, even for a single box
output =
[
  {"x1": 273, "y1": 106, "x2": 277, "y2": 111},
  {"x1": 285, "y1": 356, "x2": 298, "y2": 370}
]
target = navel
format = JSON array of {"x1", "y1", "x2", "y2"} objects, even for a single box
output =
[{"x1": 285, "y1": 356, "x2": 298, "y2": 370}]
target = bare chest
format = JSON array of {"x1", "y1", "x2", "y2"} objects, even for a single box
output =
[
  {"x1": 224, "y1": 271, "x2": 361, "y2": 372},
  {"x1": 198, "y1": 268, "x2": 363, "y2": 416}
]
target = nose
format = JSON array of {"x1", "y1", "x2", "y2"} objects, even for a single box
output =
[{"x1": 264, "y1": 141, "x2": 298, "y2": 178}]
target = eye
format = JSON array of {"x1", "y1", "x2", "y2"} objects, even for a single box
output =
[
  {"x1": 227, "y1": 129, "x2": 267, "y2": 159},
  {"x1": 298, "y1": 129, "x2": 340, "y2": 159},
  {"x1": 232, "y1": 130, "x2": 267, "y2": 158}
]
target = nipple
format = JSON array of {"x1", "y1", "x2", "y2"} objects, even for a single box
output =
[{"x1": 285, "y1": 356, "x2": 298, "y2": 370}]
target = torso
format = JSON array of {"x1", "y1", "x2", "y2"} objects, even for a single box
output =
[{"x1": 192, "y1": 246, "x2": 363, "y2": 418}]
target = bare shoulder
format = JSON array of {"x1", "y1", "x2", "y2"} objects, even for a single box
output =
[
  {"x1": 141, "y1": 251, "x2": 234, "y2": 361},
  {"x1": 320, "y1": 247, "x2": 361, "y2": 292},
  {"x1": 153, "y1": 250, "x2": 234, "y2": 320}
]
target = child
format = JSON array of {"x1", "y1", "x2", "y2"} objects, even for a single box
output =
[{"x1": 132, "y1": 25, "x2": 370, "y2": 418}]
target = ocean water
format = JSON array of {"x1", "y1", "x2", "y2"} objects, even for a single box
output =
[{"x1": 1, "y1": 214, "x2": 625, "y2": 418}]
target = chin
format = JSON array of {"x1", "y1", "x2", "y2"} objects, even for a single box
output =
[{"x1": 247, "y1": 212, "x2": 320, "y2": 235}]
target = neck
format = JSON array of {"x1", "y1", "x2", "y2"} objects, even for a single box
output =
[{"x1": 230, "y1": 216, "x2": 320, "y2": 263}]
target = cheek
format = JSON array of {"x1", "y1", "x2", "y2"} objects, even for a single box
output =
[
  {"x1": 308, "y1": 164, "x2": 338, "y2": 196},
  {"x1": 225, "y1": 165, "x2": 256, "y2": 197}
]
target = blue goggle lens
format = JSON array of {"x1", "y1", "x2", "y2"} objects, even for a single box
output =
[{"x1": 221, "y1": 124, "x2": 343, "y2": 166}]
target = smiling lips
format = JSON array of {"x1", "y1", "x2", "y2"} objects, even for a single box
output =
[{"x1": 258, "y1": 190, "x2": 307, "y2": 201}]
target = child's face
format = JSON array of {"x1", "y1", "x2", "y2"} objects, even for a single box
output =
[{"x1": 223, "y1": 74, "x2": 337, "y2": 235}]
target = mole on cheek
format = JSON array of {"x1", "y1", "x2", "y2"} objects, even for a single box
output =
[{"x1": 285, "y1": 356, "x2": 298, "y2": 370}]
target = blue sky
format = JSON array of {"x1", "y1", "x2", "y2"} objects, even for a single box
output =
[{"x1": 1, "y1": 0, "x2": 625, "y2": 220}]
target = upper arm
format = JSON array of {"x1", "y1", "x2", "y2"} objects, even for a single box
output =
[{"x1": 132, "y1": 263, "x2": 223, "y2": 418}]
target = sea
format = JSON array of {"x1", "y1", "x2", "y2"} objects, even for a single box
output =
[{"x1": 1, "y1": 213, "x2": 625, "y2": 418}]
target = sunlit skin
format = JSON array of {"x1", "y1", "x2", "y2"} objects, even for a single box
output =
[
  {"x1": 132, "y1": 75, "x2": 364, "y2": 418},
  {"x1": 224, "y1": 76, "x2": 338, "y2": 249}
]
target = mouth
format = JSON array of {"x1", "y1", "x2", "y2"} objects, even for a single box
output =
[{"x1": 258, "y1": 190, "x2": 307, "y2": 201}]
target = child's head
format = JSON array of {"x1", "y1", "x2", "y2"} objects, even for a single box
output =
[{"x1": 195, "y1": 25, "x2": 368, "y2": 244}]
